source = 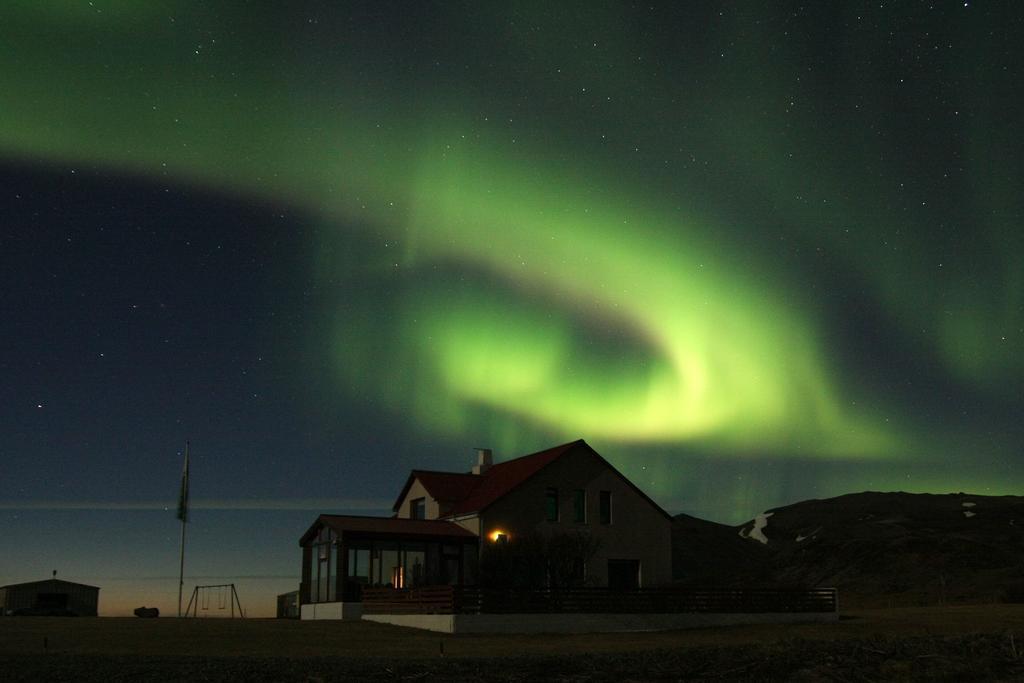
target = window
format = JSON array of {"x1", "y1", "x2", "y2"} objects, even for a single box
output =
[
  {"x1": 410, "y1": 497, "x2": 426, "y2": 519},
  {"x1": 599, "y1": 490, "x2": 612, "y2": 524},
  {"x1": 573, "y1": 489, "x2": 586, "y2": 523},
  {"x1": 309, "y1": 528, "x2": 336, "y2": 603},
  {"x1": 545, "y1": 487, "x2": 559, "y2": 521}
]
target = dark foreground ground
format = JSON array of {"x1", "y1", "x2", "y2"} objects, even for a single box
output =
[{"x1": 3, "y1": 605, "x2": 1024, "y2": 681}]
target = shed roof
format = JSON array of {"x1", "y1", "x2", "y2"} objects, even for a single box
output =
[
  {"x1": 299, "y1": 514, "x2": 476, "y2": 545},
  {"x1": 0, "y1": 578, "x2": 99, "y2": 591}
]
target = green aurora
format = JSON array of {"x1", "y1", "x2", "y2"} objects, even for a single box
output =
[{"x1": 2, "y1": 2, "x2": 1022, "y2": 508}]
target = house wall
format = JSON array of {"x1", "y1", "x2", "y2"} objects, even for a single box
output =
[
  {"x1": 481, "y1": 448, "x2": 672, "y2": 587},
  {"x1": 450, "y1": 515, "x2": 481, "y2": 536},
  {"x1": 394, "y1": 478, "x2": 440, "y2": 519}
]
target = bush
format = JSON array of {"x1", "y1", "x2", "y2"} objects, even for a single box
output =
[{"x1": 480, "y1": 531, "x2": 600, "y2": 589}]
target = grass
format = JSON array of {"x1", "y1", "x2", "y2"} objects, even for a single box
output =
[
  {"x1": 3, "y1": 604, "x2": 1024, "y2": 658},
  {"x1": 4, "y1": 606, "x2": 1024, "y2": 681}
]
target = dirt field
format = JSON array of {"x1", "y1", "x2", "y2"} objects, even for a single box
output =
[{"x1": 3, "y1": 605, "x2": 1024, "y2": 680}]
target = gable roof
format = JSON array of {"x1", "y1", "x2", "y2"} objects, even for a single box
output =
[
  {"x1": 392, "y1": 470, "x2": 479, "y2": 512},
  {"x1": 0, "y1": 578, "x2": 99, "y2": 591},
  {"x1": 390, "y1": 438, "x2": 675, "y2": 522},
  {"x1": 299, "y1": 514, "x2": 475, "y2": 545},
  {"x1": 444, "y1": 440, "x2": 584, "y2": 517}
]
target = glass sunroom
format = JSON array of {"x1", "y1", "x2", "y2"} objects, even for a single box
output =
[{"x1": 299, "y1": 514, "x2": 478, "y2": 617}]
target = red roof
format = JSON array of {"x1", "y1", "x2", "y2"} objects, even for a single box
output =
[
  {"x1": 391, "y1": 470, "x2": 479, "y2": 512},
  {"x1": 445, "y1": 440, "x2": 584, "y2": 517},
  {"x1": 415, "y1": 471, "x2": 479, "y2": 501},
  {"x1": 390, "y1": 438, "x2": 672, "y2": 522},
  {"x1": 300, "y1": 514, "x2": 475, "y2": 545}
]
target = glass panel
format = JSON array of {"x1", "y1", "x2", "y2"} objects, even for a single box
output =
[
  {"x1": 347, "y1": 548, "x2": 370, "y2": 582},
  {"x1": 404, "y1": 546, "x2": 426, "y2": 588},
  {"x1": 426, "y1": 543, "x2": 440, "y2": 584},
  {"x1": 370, "y1": 547, "x2": 382, "y2": 587},
  {"x1": 328, "y1": 545, "x2": 338, "y2": 601},
  {"x1": 401, "y1": 542, "x2": 425, "y2": 588},
  {"x1": 411, "y1": 497, "x2": 425, "y2": 519},
  {"x1": 318, "y1": 559, "x2": 328, "y2": 602},
  {"x1": 379, "y1": 542, "x2": 400, "y2": 588},
  {"x1": 310, "y1": 557, "x2": 319, "y2": 603},
  {"x1": 574, "y1": 489, "x2": 586, "y2": 523}
]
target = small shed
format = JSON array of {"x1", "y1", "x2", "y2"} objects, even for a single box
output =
[
  {"x1": 0, "y1": 578, "x2": 99, "y2": 616},
  {"x1": 276, "y1": 590, "x2": 299, "y2": 619}
]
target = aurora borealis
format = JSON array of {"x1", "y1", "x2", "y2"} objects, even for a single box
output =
[{"x1": 2, "y1": 2, "x2": 1022, "y2": 615}]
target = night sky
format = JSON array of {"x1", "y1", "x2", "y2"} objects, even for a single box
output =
[{"x1": 2, "y1": 2, "x2": 1021, "y2": 616}]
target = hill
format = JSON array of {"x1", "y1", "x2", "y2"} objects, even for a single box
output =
[{"x1": 673, "y1": 492, "x2": 1024, "y2": 606}]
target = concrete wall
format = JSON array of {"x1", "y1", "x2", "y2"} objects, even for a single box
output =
[
  {"x1": 394, "y1": 478, "x2": 441, "y2": 519},
  {"x1": 299, "y1": 601, "x2": 363, "y2": 620},
  {"x1": 481, "y1": 447, "x2": 673, "y2": 587},
  {"x1": 364, "y1": 611, "x2": 839, "y2": 634}
]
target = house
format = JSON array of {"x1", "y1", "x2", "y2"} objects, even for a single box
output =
[
  {"x1": 298, "y1": 439, "x2": 673, "y2": 620},
  {"x1": 0, "y1": 576, "x2": 99, "y2": 616}
]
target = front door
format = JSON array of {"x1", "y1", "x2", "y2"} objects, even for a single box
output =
[
  {"x1": 442, "y1": 556, "x2": 460, "y2": 585},
  {"x1": 607, "y1": 559, "x2": 640, "y2": 590},
  {"x1": 36, "y1": 593, "x2": 69, "y2": 613}
]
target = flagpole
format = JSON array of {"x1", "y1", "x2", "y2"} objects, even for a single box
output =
[{"x1": 177, "y1": 441, "x2": 190, "y2": 617}]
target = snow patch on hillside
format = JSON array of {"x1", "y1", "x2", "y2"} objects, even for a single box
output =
[
  {"x1": 738, "y1": 512, "x2": 774, "y2": 544},
  {"x1": 962, "y1": 502, "x2": 976, "y2": 508},
  {"x1": 964, "y1": 510, "x2": 976, "y2": 518}
]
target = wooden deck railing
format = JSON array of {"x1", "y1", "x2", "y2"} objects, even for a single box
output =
[
  {"x1": 361, "y1": 586, "x2": 460, "y2": 614},
  {"x1": 360, "y1": 586, "x2": 838, "y2": 615}
]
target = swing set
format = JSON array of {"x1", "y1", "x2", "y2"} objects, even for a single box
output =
[{"x1": 183, "y1": 583, "x2": 245, "y2": 618}]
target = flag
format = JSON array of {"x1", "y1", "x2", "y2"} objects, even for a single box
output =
[{"x1": 176, "y1": 443, "x2": 190, "y2": 523}]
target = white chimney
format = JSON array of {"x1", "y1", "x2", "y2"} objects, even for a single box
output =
[{"x1": 472, "y1": 448, "x2": 492, "y2": 475}]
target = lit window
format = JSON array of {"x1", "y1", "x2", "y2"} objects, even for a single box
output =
[
  {"x1": 545, "y1": 487, "x2": 559, "y2": 522},
  {"x1": 599, "y1": 490, "x2": 612, "y2": 525},
  {"x1": 410, "y1": 497, "x2": 426, "y2": 519},
  {"x1": 574, "y1": 489, "x2": 586, "y2": 523}
]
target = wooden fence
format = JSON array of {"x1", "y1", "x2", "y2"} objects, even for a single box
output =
[
  {"x1": 361, "y1": 586, "x2": 463, "y2": 614},
  {"x1": 360, "y1": 586, "x2": 837, "y2": 615}
]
